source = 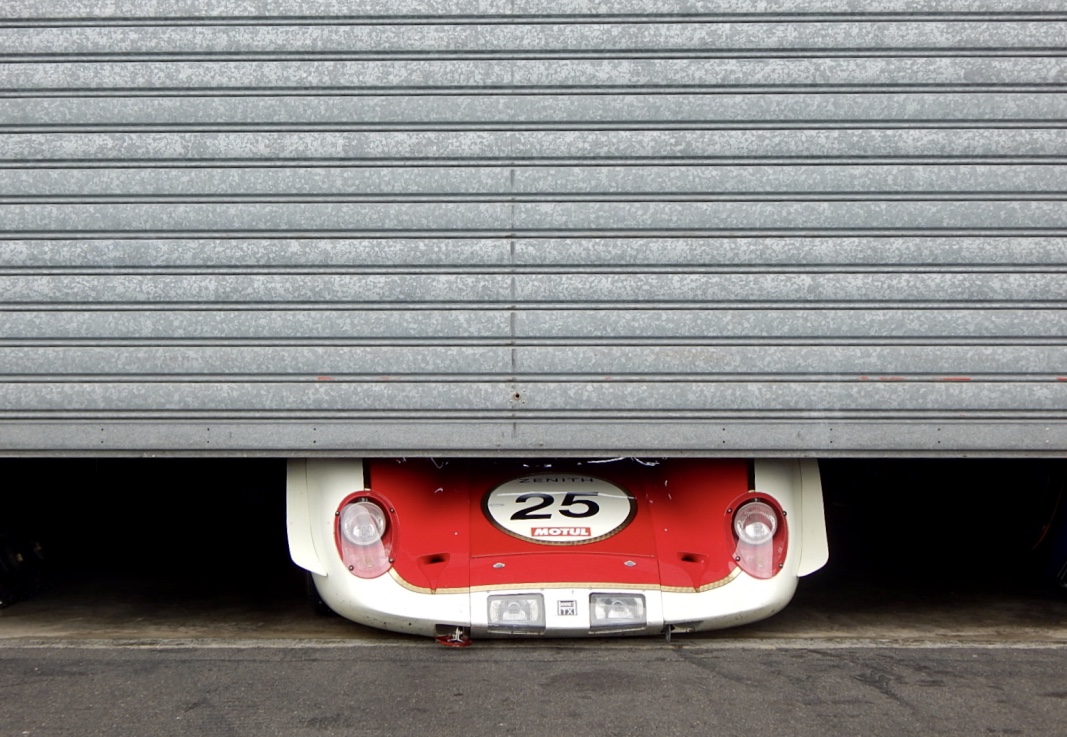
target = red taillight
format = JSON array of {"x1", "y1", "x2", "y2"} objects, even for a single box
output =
[
  {"x1": 729, "y1": 497, "x2": 787, "y2": 579},
  {"x1": 336, "y1": 496, "x2": 393, "y2": 579}
]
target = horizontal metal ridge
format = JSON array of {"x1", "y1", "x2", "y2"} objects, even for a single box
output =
[
  {"x1": 0, "y1": 385, "x2": 1064, "y2": 410},
  {"x1": 8, "y1": 231, "x2": 1067, "y2": 241},
  {"x1": 3, "y1": 374, "x2": 1065, "y2": 383},
  {"x1": 23, "y1": 18, "x2": 1065, "y2": 27},
  {"x1": 3, "y1": 345, "x2": 1065, "y2": 378},
  {"x1": 5, "y1": 302, "x2": 1066, "y2": 311},
  {"x1": 3, "y1": 337, "x2": 1067, "y2": 348},
  {"x1": 6, "y1": 166, "x2": 1067, "y2": 199},
  {"x1": 2, "y1": 308, "x2": 1063, "y2": 341},
  {"x1": 8, "y1": 122, "x2": 1067, "y2": 134},
  {"x1": 6, "y1": 93, "x2": 1066, "y2": 126},
  {"x1": 2, "y1": 334, "x2": 1067, "y2": 347},
  {"x1": 10, "y1": 159, "x2": 1067, "y2": 169},
  {"x1": 4, "y1": 411, "x2": 1067, "y2": 422},
  {"x1": 6, "y1": 194, "x2": 1067, "y2": 205},
  {"x1": 13, "y1": 17, "x2": 1064, "y2": 31},
  {"x1": 3, "y1": 303, "x2": 1066, "y2": 312},
  {"x1": 3, "y1": 201, "x2": 1067, "y2": 231},
  {"x1": 5, "y1": 266, "x2": 1066, "y2": 276},
  {"x1": 6, "y1": 51, "x2": 1067, "y2": 64},
  {"x1": 1, "y1": 237, "x2": 1064, "y2": 268},
  {"x1": 1, "y1": 21, "x2": 1064, "y2": 57},
  {"x1": 2, "y1": 410, "x2": 1065, "y2": 421},
  {"x1": 8, "y1": 86, "x2": 1067, "y2": 98},
  {"x1": 4, "y1": 58, "x2": 1064, "y2": 91},
  {"x1": 0, "y1": 20, "x2": 1058, "y2": 46},
  {"x1": 2, "y1": 419, "x2": 1063, "y2": 457},
  {"x1": 1, "y1": 266, "x2": 1065, "y2": 281},
  {"x1": 5, "y1": 8, "x2": 1067, "y2": 24},
  {"x1": 7, "y1": 129, "x2": 1060, "y2": 152},
  {"x1": 0, "y1": 26, "x2": 1062, "y2": 59}
]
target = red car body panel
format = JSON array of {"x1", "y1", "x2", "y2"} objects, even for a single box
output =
[{"x1": 364, "y1": 458, "x2": 779, "y2": 594}]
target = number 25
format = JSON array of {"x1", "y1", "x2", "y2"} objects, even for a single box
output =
[{"x1": 510, "y1": 492, "x2": 601, "y2": 520}]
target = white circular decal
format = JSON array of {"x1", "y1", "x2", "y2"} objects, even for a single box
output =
[{"x1": 483, "y1": 474, "x2": 637, "y2": 545}]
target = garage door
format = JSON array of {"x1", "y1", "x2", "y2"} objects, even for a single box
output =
[{"x1": 1, "y1": 1, "x2": 1065, "y2": 455}]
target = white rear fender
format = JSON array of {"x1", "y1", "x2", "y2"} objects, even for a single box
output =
[
  {"x1": 797, "y1": 459, "x2": 829, "y2": 576},
  {"x1": 286, "y1": 458, "x2": 367, "y2": 577},
  {"x1": 752, "y1": 459, "x2": 828, "y2": 577}
]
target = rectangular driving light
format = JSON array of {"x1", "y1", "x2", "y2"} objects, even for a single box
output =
[
  {"x1": 487, "y1": 594, "x2": 546, "y2": 635},
  {"x1": 589, "y1": 593, "x2": 647, "y2": 632}
]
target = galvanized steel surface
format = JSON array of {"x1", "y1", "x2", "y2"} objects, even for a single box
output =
[{"x1": 1, "y1": 1, "x2": 1065, "y2": 455}]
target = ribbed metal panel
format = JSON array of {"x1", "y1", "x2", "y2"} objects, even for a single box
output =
[{"x1": 1, "y1": 1, "x2": 1065, "y2": 456}]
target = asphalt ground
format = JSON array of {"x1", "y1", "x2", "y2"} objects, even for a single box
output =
[{"x1": 2, "y1": 642, "x2": 1066, "y2": 737}]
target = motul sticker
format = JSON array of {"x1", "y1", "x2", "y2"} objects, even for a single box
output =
[
  {"x1": 532, "y1": 527, "x2": 592, "y2": 538},
  {"x1": 483, "y1": 474, "x2": 637, "y2": 545}
]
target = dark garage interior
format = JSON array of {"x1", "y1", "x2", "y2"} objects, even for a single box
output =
[{"x1": 0, "y1": 458, "x2": 1064, "y2": 633}]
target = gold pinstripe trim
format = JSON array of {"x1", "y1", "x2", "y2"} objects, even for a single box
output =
[
  {"x1": 387, "y1": 567, "x2": 741, "y2": 595},
  {"x1": 661, "y1": 567, "x2": 742, "y2": 593},
  {"x1": 388, "y1": 568, "x2": 469, "y2": 595}
]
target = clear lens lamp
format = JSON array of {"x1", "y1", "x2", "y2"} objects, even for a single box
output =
[
  {"x1": 339, "y1": 501, "x2": 387, "y2": 546},
  {"x1": 590, "y1": 594, "x2": 647, "y2": 632},
  {"x1": 487, "y1": 594, "x2": 545, "y2": 634},
  {"x1": 733, "y1": 501, "x2": 778, "y2": 546}
]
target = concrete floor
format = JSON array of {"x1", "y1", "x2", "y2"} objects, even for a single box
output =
[{"x1": 1, "y1": 570, "x2": 1064, "y2": 648}]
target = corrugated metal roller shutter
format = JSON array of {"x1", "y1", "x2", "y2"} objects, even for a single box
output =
[{"x1": 1, "y1": 0, "x2": 1065, "y2": 456}]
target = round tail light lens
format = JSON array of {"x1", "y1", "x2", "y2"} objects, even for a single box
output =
[
  {"x1": 733, "y1": 501, "x2": 778, "y2": 545},
  {"x1": 339, "y1": 501, "x2": 387, "y2": 546}
]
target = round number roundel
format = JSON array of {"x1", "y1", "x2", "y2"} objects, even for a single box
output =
[{"x1": 483, "y1": 474, "x2": 637, "y2": 545}]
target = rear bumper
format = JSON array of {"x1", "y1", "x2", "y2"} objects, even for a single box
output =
[{"x1": 311, "y1": 566, "x2": 798, "y2": 638}]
